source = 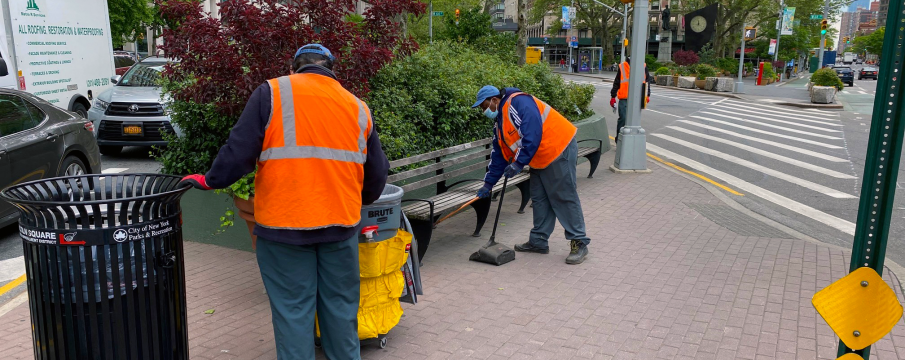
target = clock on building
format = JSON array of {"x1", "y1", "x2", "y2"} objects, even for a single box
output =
[{"x1": 690, "y1": 16, "x2": 707, "y2": 33}]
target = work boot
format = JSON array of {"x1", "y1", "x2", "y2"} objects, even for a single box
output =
[
  {"x1": 514, "y1": 242, "x2": 549, "y2": 254},
  {"x1": 565, "y1": 240, "x2": 588, "y2": 265}
]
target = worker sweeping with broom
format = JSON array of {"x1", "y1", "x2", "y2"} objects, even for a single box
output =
[{"x1": 472, "y1": 86, "x2": 591, "y2": 265}]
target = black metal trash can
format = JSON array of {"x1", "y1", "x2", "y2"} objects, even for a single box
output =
[{"x1": 0, "y1": 174, "x2": 191, "y2": 360}]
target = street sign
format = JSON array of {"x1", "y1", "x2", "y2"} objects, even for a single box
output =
[
  {"x1": 432, "y1": 11, "x2": 443, "y2": 16},
  {"x1": 811, "y1": 14, "x2": 823, "y2": 20},
  {"x1": 571, "y1": 36, "x2": 577, "y2": 41},
  {"x1": 813, "y1": 267, "x2": 902, "y2": 350},
  {"x1": 543, "y1": 37, "x2": 549, "y2": 44}
]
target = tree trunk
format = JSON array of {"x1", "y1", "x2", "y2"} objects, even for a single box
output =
[{"x1": 517, "y1": 0, "x2": 527, "y2": 65}]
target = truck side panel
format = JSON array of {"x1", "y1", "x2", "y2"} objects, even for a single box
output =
[{"x1": 6, "y1": 0, "x2": 114, "y2": 109}]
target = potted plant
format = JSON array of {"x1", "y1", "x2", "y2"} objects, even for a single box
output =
[
  {"x1": 694, "y1": 64, "x2": 716, "y2": 89},
  {"x1": 218, "y1": 173, "x2": 257, "y2": 247},
  {"x1": 810, "y1": 67, "x2": 843, "y2": 103},
  {"x1": 655, "y1": 67, "x2": 672, "y2": 85}
]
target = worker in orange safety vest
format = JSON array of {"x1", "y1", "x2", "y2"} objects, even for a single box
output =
[
  {"x1": 181, "y1": 44, "x2": 390, "y2": 360},
  {"x1": 472, "y1": 85, "x2": 590, "y2": 265},
  {"x1": 609, "y1": 56, "x2": 651, "y2": 144}
]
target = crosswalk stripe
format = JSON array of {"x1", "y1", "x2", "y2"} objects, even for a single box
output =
[
  {"x1": 648, "y1": 144, "x2": 856, "y2": 235},
  {"x1": 706, "y1": 107, "x2": 842, "y2": 132},
  {"x1": 664, "y1": 126, "x2": 857, "y2": 179},
  {"x1": 713, "y1": 105, "x2": 845, "y2": 127},
  {"x1": 677, "y1": 121, "x2": 850, "y2": 162},
  {"x1": 698, "y1": 112, "x2": 843, "y2": 140},
  {"x1": 0, "y1": 257, "x2": 25, "y2": 283},
  {"x1": 724, "y1": 100, "x2": 839, "y2": 118},
  {"x1": 652, "y1": 134, "x2": 856, "y2": 199},
  {"x1": 102, "y1": 168, "x2": 129, "y2": 174},
  {"x1": 689, "y1": 116, "x2": 843, "y2": 149}
]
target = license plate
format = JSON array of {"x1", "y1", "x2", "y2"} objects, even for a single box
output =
[{"x1": 122, "y1": 125, "x2": 143, "y2": 135}]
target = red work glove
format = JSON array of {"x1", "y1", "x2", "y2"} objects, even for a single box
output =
[
  {"x1": 646, "y1": 96, "x2": 650, "y2": 104},
  {"x1": 180, "y1": 174, "x2": 211, "y2": 190},
  {"x1": 609, "y1": 98, "x2": 616, "y2": 108}
]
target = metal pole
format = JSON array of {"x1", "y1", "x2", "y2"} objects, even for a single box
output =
[
  {"x1": 818, "y1": 0, "x2": 828, "y2": 68},
  {"x1": 836, "y1": 0, "x2": 905, "y2": 358},
  {"x1": 613, "y1": 0, "x2": 649, "y2": 171},
  {"x1": 621, "y1": 4, "x2": 628, "y2": 64},
  {"x1": 775, "y1": 0, "x2": 783, "y2": 81},
  {"x1": 569, "y1": 0, "x2": 574, "y2": 73},
  {"x1": 736, "y1": 24, "x2": 745, "y2": 93},
  {"x1": 429, "y1": 1, "x2": 433, "y2": 43}
]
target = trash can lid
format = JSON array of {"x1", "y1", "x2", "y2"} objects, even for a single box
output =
[{"x1": 373, "y1": 184, "x2": 403, "y2": 205}]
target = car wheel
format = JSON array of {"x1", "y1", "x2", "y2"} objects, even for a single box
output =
[
  {"x1": 72, "y1": 103, "x2": 88, "y2": 118},
  {"x1": 99, "y1": 146, "x2": 122, "y2": 156},
  {"x1": 849, "y1": 82, "x2": 854, "y2": 87},
  {"x1": 60, "y1": 156, "x2": 87, "y2": 177}
]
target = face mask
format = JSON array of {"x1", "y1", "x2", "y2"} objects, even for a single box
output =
[{"x1": 483, "y1": 102, "x2": 498, "y2": 119}]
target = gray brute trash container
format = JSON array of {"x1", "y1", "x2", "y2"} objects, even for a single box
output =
[
  {"x1": 0, "y1": 174, "x2": 191, "y2": 360},
  {"x1": 359, "y1": 184, "x2": 403, "y2": 242}
]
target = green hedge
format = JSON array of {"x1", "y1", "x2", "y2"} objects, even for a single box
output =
[
  {"x1": 366, "y1": 41, "x2": 595, "y2": 161},
  {"x1": 812, "y1": 67, "x2": 844, "y2": 90},
  {"x1": 695, "y1": 64, "x2": 717, "y2": 80}
]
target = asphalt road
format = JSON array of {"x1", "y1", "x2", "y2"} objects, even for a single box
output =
[
  {"x1": 0, "y1": 146, "x2": 161, "y2": 305},
  {"x1": 562, "y1": 72, "x2": 905, "y2": 273}
]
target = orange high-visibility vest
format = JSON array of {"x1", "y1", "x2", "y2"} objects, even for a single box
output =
[
  {"x1": 498, "y1": 93, "x2": 577, "y2": 169},
  {"x1": 255, "y1": 73, "x2": 373, "y2": 230},
  {"x1": 616, "y1": 62, "x2": 647, "y2": 100}
]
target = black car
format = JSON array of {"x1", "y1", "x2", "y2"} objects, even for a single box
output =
[
  {"x1": 833, "y1": 66, "x2": 854, "y2": 87},
  {"x1": 0, "y1": 88, "x2": 102, "y2": 227},
  {"x1": 859, "y1": 67, "x2": 878, "y2": 80}
]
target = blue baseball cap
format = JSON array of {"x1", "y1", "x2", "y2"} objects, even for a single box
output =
[
  {"x1": 294, "y1": 44, "x2": 335, "y2": 61},
  {"x1": 471, "y1": 85, "x2": 501, "y2": 108}
]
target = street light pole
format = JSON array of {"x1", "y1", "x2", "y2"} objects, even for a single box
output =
[
  {"x1": 429, "y1": 1, "x2": 433, "y2": 43},
  {"x1": 568, "y1": 0, "x2": 574, "y2": 73},
  {"x1": 621, "y1": 4, "x2": 628, "y2": 64},
  {"x1": 818, "y1": 0, "x2": 829, "y2": 67},
  {"x1": 775, "y1": 0, "x2": 784, "y2": 81},
  {"x1": 613, "y1": 0, "x2": 650, "y2": 172},
  {"x1": 736, "y1": 24, "x2": 746, "y2": 93}
]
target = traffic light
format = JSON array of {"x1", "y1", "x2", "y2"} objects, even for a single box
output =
[
  {"x1": 820, "y1": 20, "x2": 828, "y2": 35},
  {"x1": 744, "y1": 27, "x2": 757, "y2": 41},
  {"x1": 623, "y1": 38, "x2": 629, "y2": 47},
  {"x1": 455, "y1": 9, "x2": 460, "y2": 25}
]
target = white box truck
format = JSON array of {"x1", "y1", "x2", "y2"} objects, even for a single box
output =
[
  {"x1": 843, "y1": 52, "x2": 855, "y2": 65},
  {"x1": 0, "y1": 0, "x2": 116, "y2": 117}
]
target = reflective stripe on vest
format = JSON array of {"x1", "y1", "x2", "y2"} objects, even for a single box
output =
[{"x1": 259, "y1": 76, "x2": 371, "y2": 163}]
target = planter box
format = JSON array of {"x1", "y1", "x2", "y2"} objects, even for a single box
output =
[
  {"x1": 656, "y1": 75, "x2": 674, "y2": 86},
  {"x1": 704, "y1": 77, "x2": 718, "y2": 91},
  {"x1": 672, "y1": 75, "x2": 679, "y2": 86},
  {"x1": 677, "y1": 76, "x2": 696, "y2": 89},
  {"x1": 807, "y1": 81, "x2": 815, "y2": 91},
  {"x1": 707, "y1": 77, "x2": 734, "y2": 92},
  {"x1": 694, "y1": 79, "x2": 707, "y2": 89},
  {"x1": 810, "y1": 85, "x2": 836, "y2": 104}
]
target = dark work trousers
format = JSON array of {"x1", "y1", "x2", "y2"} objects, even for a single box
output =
[
  {"x1": 256, "y1": 235, "x2": 361, "y2": 360},
  {"x1": 527, "y1": 137, "x2": 591, "y2": 249},
  {"x1": 615, "y1": 99, "x2": 628, "y2": 144}
]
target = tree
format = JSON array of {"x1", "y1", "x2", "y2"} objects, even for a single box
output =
[
  {"x1": 851, "y1": 27, "x2": 885, "y2": 55},
  {"x1": 404, "y1": 0, "x2": 484, "y2": 44},
  {"x1": 529, "y1": 0, "x2": 625, "y2": 60},
  {"x1": 440, "y1": 7, "x2": 493, "y2": 42},
  {"x1": 108, "y1": 0, "x2": 155, "y2": 48}
]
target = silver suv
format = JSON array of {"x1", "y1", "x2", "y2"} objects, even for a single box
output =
[{"x1": 87, "y1": 57, "x2": 182, "y2": 155}]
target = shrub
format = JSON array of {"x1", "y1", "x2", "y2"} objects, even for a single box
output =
[
  {"x1": 676, "y1": 65, "x2": 693, "y2": 76},
  {"x1": 367, "y1": 41, "x2": 595, "y2": 161},
  {"x1": 471, "y1": 32, "x2": 519, "y2": 64},
  {"x1": 773, "y1": 60, "x2": 785, "y2": 70},
  {"x1": 812, "y1": 67, "x2": 845, "y2": 90},
  {"x1": 761, "y1": 63, "x2": 776, "y2": 80},
  {"x1": 154, "y1": 0, "x2": 425, "y2": 176},
  {"x1": 655, "y1": 67, "x2": 672, "y2": 76},
  {"x1": 645, "y1": 54, "x2": 662, "y2": 72},
  {"x1": 697, "y1": 43, "x2": 716, "y2": 65},
  {"x1": 716, "y1": 58, "x2": 737, "y2": 75},
  {"x1": 673, "y1": 50, "x2": 699, "y2": 66},
  {"x1": 694, "y1": 64, "x2": 717, "y2": 80}
]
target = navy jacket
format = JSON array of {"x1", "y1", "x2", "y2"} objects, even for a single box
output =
[
  {"x1": 483, "y1": 87, "x2": 542, "y2": 187},
  {"x1": 205, "y1": 65, "x2": 390, "y2": 246}
]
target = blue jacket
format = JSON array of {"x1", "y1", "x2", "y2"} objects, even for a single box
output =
[{"x1": 483, "y1": 87, "x2": 542, "y2": 187}]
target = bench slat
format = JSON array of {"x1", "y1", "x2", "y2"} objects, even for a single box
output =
[
  {"x1": 389, "y1": 138, "x2": 492, "y2": 169},
  {"x1": 402, "y1": 173, "x2": 530, "y2": 218},
  {"x1": 388, "y1": 149, "x2": 491, "y2": 183},
  {"x1": 398, "y1": 161, "x2": 488, "y2": 193}
]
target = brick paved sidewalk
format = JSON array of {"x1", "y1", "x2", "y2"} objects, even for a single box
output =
[{"x1": 2, "y1": 150, "x2": 905, "y2": 359}]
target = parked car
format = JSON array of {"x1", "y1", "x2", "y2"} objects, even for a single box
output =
[
  {"x1": 858, "y1": 67, "x2": 878, "y2": 80},
  {"x1": 88, "y1": 56, "x2": 182, "y2": 155},
  {"x1": 833, "y1": 66, "x2": 855, "y2": 87},
  {"x1": 0, "y1": 88, "x2": 102, "y2": 227},
  {"x1": 114, "y1": 55, "x2": 136, "y2": 76}
]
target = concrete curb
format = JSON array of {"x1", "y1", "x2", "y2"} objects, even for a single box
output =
[
  {"x1": 644, "y1": 148, "x2": 905, "y2": 293},
  {"x1": 558, "y1": 71, "x2": 742, "y2": 99},
  {"x1": 774, "y1": 101, "x2": 844, "y2": 110}
]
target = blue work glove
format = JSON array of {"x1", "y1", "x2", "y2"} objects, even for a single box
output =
[
  {"x1": 477, "y1": 184, "x2": 492, "y2": 199},
  {"x1": 503, "y1": 163, "x2": 522, "y2": 179}
]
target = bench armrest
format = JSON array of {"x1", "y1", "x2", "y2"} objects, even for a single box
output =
[
  {"x1": 578, "y1": 138, "x2": 603, "y2": 151},
  {"x1": 401, "y1": 199, "x2": 434, "y2": 223}
]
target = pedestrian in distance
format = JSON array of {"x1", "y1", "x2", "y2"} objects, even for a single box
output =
[
  {"x1": 180, "y1": 44, "x2": 390, "y2": 360},
  {"x1": 560, "y1": 58, "x2": 566, "y2": 69},
  {"x1": 609, "y1": 56, "x2": 651, "y2": 144},
  {"x1": 471, "y1": 85, "x2": 591, "y2": 265}
]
